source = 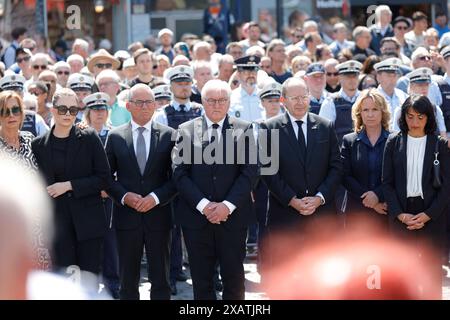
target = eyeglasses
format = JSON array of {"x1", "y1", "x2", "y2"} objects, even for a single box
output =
[
  {"x1": 16, "y1": 56, "x2": 31, "y2": 63},
  {"x1": 129, "y1": 99, "x2": 155, "y2": 107},
  {"x1": 395, "y1": 26, "x2": 408, "y2": 30},
  {"x1": 418, "y1": 56, "x2": 431, "y2": 61},
  {"x1": 326, "y1": 72, "x2": 339, "y2": 76},
  {"x1": 95, "y1": 63, "x2": 113, "y2": 69},
  {"x1": 0, "y1": 105, "x2": 21, "y2": 117},
  {"x1": 286, "y1": 95, "x2": 309, "y2": 103},
  {"x1": 205, "y1": 98, "x2": 228, "y2": 105},
  {"x1": 29, "y1": 90, "x2": 44, "y2": 96},
  {"x1": 33, "y1": 65, "x2": 47, "y2": 70},
  {"x1": 54, "y1": 105, "x2": 79, "y2": 116},
  {"x1": 57, "y1": 71, "x2": 70, "y2": 75}
]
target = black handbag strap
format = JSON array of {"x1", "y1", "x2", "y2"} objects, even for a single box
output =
[{"x1": 434, "y1": 136, "x2": 440, "y2": 164}]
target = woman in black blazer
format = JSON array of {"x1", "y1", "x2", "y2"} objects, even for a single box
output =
[
  {"x1": 342, "y1": 89, "x2": 390, "y2": 233},
  {"x1": 31, "y1": 88, "x2": 111, "y2": 279},
  {"x1": 383, "y1": 95, "x2": 450, "y2": 299}
]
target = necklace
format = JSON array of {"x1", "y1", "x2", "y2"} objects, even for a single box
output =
[{"x1": 0, "y1": 134, "x2": 20, "y2": 150}]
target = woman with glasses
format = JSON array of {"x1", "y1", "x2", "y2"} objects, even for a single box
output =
[
  {"x1": 0, "y1": 90, "x2": 52, "y2": 270},
  {"x1": 28, "y1": 81, "x2": 52, "y2": 126},
  {"x1": 31, "y1": 88, "x2": 111, "y2": 284},
  {"x1": 383, "y1": 95, "x2": 450, "y2": 299}
]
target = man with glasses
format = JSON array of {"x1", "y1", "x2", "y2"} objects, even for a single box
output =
[
  {"x1": 229, "y1": 55, "x2": 264, "y2": 122},
  {"x1": 0, "y1": 73, "x2": 48, "y2": 136},
  {"x1": 319, "y1": 60, "x2": 361, "y2": 144},
  {"x1": 10, "y1": 48, "x2": 32, "y2": 80},
  {"x1": 87, "y1": 49, "x2": 120, "y2": 78},
  {"x1": 260, "y1": 77, "x2": 342, "y2": 273},
  {"x1": 29, "y1": 53, "x2": 48, "y2": 82},
  {"x1": 96, "y1": 69, "x2": 131, "y2": 127},
  {"x1": 172, "y1": 79, "x2": 257, "y2": 300},
  {"x1": 393, "y1": 16, "x2": 414, "y2": 59},
  {"x1": 105, "y1": 83, "x2": 177, "y2": 300},
  {"x1": 324, "y1": 58, "x2": 341, "y2": 93},
  {"x1": 67, "y1": 73, "x2": 94, "y2": 123},
  {"x1": 153, "y1": 65, "x2": 203, "y2": 295},
  {"x1": 380, "y1": 37, "x2": 411, "y2": 73}
]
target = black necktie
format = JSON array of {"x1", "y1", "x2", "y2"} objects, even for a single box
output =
[
  {"x1": 179, "y1": 104, "x2": 186, "y2": 112},
  {"x1": 295, "y1": 120, "x2": 307, "y2": 159},
  {"x1": 210, "y1": 123, "x2": 219, "y2": 158}
]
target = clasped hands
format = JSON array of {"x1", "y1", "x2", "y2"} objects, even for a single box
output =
[
  {"x1": 202, "y1": 202, "x2": 230, "y2": 224},
  {"x1": 47, "y1": 181, "x2": 72, "y2": 198},
  {"x1": 289, "y1": 196, "x2": 321, "y2": 216},
  {"x1": 361, "y1": 191, "x2": 387, "y2": 215},
  {"x1": 124, "y1": 192, "x2": 157, "y2": 213},
  {"x1": 397, "y1": 212, "x2": 431, "y2": 230}
]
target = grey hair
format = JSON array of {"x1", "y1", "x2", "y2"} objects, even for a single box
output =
[
  {"x1": 73, "y1": 38, "x2": 89, "y2": 52},
  {"x1": 218, "y1": 54, "x2": 235, "y2": 67},
  {"x1": 201, "y1": 79, "x2": 232, "y2": 100},
  {"x1": 127, "y1": 83, "x2": 154, "y2": 101},
  {"x1": 95, "y1": 69, "x2": 121, "y2": 86},
  {"x1": 375, "y1": 5, "x2": 392, "y2": 20},
  {"x1": 352, "y1": 26, "x2": 370, "y2": 40},
  {"x1": 192, "y1": 60, "x2": 213, "y2": 74},
  {"x1": 303, "y1": 20, "x2": 319, "y2": 31},
  {"x1": 282, "y1": 77, "x2": 309, "y2": 98}
]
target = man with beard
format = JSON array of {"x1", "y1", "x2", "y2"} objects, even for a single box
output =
[{"x1": 229, "y1": 55, "x2": 264, "y2": 122}]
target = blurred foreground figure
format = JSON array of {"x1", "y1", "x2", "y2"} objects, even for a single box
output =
[
  {"x1": 263, "y1": 220, "x2": 442, "y2": 299},
  {"x1": 0, "y1": 154, "x2": 90, "y2": 299}
]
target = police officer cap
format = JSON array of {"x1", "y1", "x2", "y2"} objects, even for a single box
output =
[
  {"x1": 336, "y1": 60, "x2": 362, "y2": 75},
  {"x1": 0, "y1": 74, "x2": 26, "y2": 91},
  {"x1": 441, "y1": 45, "x2": 450, "y2": 60},
  {"x1": 83, "y1": 92, "x2": 110, "y2": 110},
  {"x1": 407, "y1": 67, "x2": 433, "y2": 83},
  {"x1": 235, "y1": 55, "x2": 261, "y2": 70},
  {"x1": 305, "y1": 63, "x2": 325, "y2": 76},
  {"x1": 259, "y1": 81, "x2": 282, "y2": 99},
  {"x1": 166, "y1": 65, "x2": 194, "y2": 83},
  {"x1": 153, "y1": 84, "x2": 173, "y2": 100},
  {"x1": 374, "y1": 58, "x2": 402, "y2": 73},
  {"x1": 67, "y1": 73, "x2": 94, "y2": 91}
]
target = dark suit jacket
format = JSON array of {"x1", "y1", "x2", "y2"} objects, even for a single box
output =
[
  {"x1": 382, "y1": 132, "x2": 450, "y2": 239},
  {"x1": 260, "y1": 112, "x2": 342, "y2": 229},
  {"x1": 369, "y1": 24, "x2": 394, "y2": 55},
  {"x1": 105, "y1": 121, "x2": 177, "y2": 231},
  {"x1": 31, "y1": 126, "x2": 111, "y2": 241},
  {"x1": 172, "y1": 115, "x2": 258, "y2": 229}
]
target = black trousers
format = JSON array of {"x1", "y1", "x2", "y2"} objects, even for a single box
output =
[
  {"x1": 116, "y1": 225, "x2": 171, "y2": 300},
  {"x1": 183, "y1": 224, "x2": 247, "y2": 300}
]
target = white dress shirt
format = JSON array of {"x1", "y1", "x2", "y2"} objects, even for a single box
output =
[
  {"x1": 286, "y1": 111, "x2": 325, "y2": 204},
  {"x1": 319, "y1": 89, "x2": 360, "y2": 122},
  {"x1": 406, "y1": 135, "x2": 427, "y2": 198},
  {"x1": 121, "y1": 119, "x2": 159, "y2": 206},
  {"x1": 196, "y1": 115, "x2": 237, "y2": 216}
]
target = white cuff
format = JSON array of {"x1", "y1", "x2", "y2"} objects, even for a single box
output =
[
  {"x1": 316, "y1": 192, "x2": 325, "y2": 205},
  {"x1": 222, "y1": 200, "x2": 236, "y2": 215},
  {"x1": 120, "y1": 192, "x2": 129, "y2": 206},
  {"x1": 149, "y1": 192, "x2": 160, "y2": 205},
  {"x1": 196, "y1": 198, "x2": 210, "y2": 214}
]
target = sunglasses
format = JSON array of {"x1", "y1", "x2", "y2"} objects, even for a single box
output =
[
  {"x1": 418, "y1": 56, "x2": 431, "y2": 61},
  {"x1": 0, "y1": 105, "x2": 21, "y2": 117},
  {"x1": 57, "y1": 71, "x2": 70, "y2": 75},
  {"x1": 33, "y1": 65, "x2": 47, "y2": 70},
  {"x1": 16, "y1": 56, "x2": 31, "y2": 63},
  {"x1": 95, "y1": 63, "x2": 113, "y2": 69},
  {"x1": 326, "y1": 72, "x2": 339, "y2": 76},
  {"x1": 54, "y1": 105, "x2": 79, "y2": 116}
]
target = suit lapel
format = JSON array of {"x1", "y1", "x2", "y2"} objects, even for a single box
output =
[
  {"x1": 65, "y1": 126, "x2": 82, "y2": 178},
  {"x1": 143, "y1": 122, "x2": 160, "y2": 175},
  {"x1": 40, "y1": 127, "x2": 56, "y2": 183},
  {"x1": 306, "y1": 114, "x2": 317, "y2": 166},
  {"x1": 399, "y1": 133, "x2": 407, "y2": 192},
  {"x1": 124, "y1": 123, "x2": 141, "y2": 175},
  {"x1": 280, "y1": 112, "x2": 304, "y2": 165},
  {"x1": 422, "y1": 134, "x2": 434, "y2": 188}
]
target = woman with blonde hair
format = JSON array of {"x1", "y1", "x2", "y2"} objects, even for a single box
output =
[
  {"x1": 0, "y1": 90, "x2": 51, "y2": 270},
  {"x1": 341, "y1": 89, "x2": 391, "y2": 232}
]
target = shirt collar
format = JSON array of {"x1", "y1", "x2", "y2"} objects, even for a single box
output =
[
  {"x1": 310, "y1": 91, "x2": 328, "y2": 103},
  {"x1": 287, "y1": 110, "x2": 308, "y2": 126},
  {"x1": 239, "y1": 85, "x2": 258, "y2": 97},
  {"x1": 357, "y1": 128, "x2": 389, "y2": 147},
  {"x1": 131, "y1": 119, "x2": 152, "y2": 132},
  {"x1": 339, "y1": 88, "x2": 360, "y2": 103},
  {"x1": 204, "y1": 115, "x2": 226, "y2": 129},
  {"x1": 172, "y1": 100, "x2": 192, "y2": 111}
]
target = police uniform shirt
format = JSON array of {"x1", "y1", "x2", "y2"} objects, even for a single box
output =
[
  {"x1": 318, "y1": 88, "x2": 360, "y2": 122},
  {"x1": 152, "y1": 100, "x2": 202, "y2": 126},
  {"x1": 377, "y1": 86, "x2": 408, "y2": 123},
  {"x1": 310, "y1": 91, "x2": 329, "y2": 106},
  {"x1": 229, "y1": 86, "x2": 264, "y2": 122}
]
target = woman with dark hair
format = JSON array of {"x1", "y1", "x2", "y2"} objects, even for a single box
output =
[
  {"x1": 383, "y1": 94, "x2": 450, "y2": 299},
  {"x1": 342, "y1": 89, "x2": 390, "y2": 233},
  {"x1": 358, "y1": 74, "x2": 378, "y2": 90},
  {"x1": 361, "y1": 55, "x2": 380, "y2": 77},
  {"x1": 28, "y1": 81, "x2": 52, "y2": 126}
]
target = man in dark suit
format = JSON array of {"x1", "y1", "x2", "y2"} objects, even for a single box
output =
[
  {"x1": 105, "y1": 83, "x2": 177, "y2": 300},
  {"x1": 260, "y1": 77, "x2": 342, "y2": 261},
  {"x1": 172, "y1": 79, "x2": 257, "y2": 300}
]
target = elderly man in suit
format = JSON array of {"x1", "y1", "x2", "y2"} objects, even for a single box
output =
[
  {"x1": 172, "y1": 79, "x2": 258, "y2": 300},
  {"x1": 105, "y1": 84, "x2": 177, "y2": 300},
  {"x1": 260, "y1": 77, "x2": 342, "y2": 265}
]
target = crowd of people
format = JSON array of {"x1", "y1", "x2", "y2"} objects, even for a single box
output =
[{"x1": 2, "y1": 4, "x2": 450, "y2": 300}]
